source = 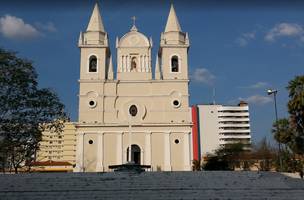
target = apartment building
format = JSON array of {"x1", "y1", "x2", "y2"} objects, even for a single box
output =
[
  {"x1": 36, "y1": 122, "x2": 77, "y2": 165},
  {"x1": 192, "y1": 101, "x2": 251, "y2": 160}
]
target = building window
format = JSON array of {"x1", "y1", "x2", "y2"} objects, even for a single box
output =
[
  {"x1": 129, "y1": 105, "x2": 138, "y2": 117},
  {"x1": 172, "y1": 99, "x2": 181, "y2": 108},
  {"x1": 171, "y1": 56, "x2": 179, "y2": 72},
  {"x1": 88, "y1": 100, "x2": 97, "y2": 108},
  {"x1": 89, "y1": 55, "x2": 97, "y2": 72}
]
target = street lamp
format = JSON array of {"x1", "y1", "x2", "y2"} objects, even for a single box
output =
[{"x1": 267, "y1": 89, "x2": 283, "y2": 171}]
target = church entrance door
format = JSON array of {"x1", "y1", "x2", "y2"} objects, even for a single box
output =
[{"x1": 127, "y1": 144, "x2": 141, "y2": 164}]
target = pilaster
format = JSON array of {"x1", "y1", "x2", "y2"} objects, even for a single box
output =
[
  {"x1": 96, "y1": 132, "x2": 104, "y2": 172},
  {"x1": 184, "y1": 132, "x2": 191, "y2": 171},
  {"x1": 164, "y1": 132, "x2": 171, "y2": 171},
  {"x1": 145, "y1": 132, "x2": 152, "y2": 166},
  {"x1": 116, "y1": 132, "x2": 123, "y2": 165},
  {"x1": 75, "y1": 132, "x2": 85, "y2": 172}
]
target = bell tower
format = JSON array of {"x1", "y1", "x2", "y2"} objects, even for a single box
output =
[
  {"x1": 78, "y1": 3, "x2": 113, "y2": 123},
  {"x1": 157, "y1": 4, "x2": 189, "y2": 80}
]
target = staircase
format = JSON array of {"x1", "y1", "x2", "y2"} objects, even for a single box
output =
[{"x1": 0, "y1": 171, "x2": 303, "y2": 199}]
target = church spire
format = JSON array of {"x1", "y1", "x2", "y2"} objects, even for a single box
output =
[
  {"x1": 107, "y1": 55, "x2": 114, "y2": 80},
  {"x1": 164, "y1": 4, "x2": 181, "y2": 32},
  {"x1": 155, "y1": 55, "x2": 161, "y2": 80},
  {"x1": 86, "y1": 2, "x2": 105, "y2": 32}
]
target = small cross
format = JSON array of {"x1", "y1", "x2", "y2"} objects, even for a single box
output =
[{"x1": 131, "y1": 16, "x2": 136, "y2": 26}]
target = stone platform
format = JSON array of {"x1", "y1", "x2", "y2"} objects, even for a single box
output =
[{"x1": 0, "y1": 171, "x2": 303, "y2": 199}]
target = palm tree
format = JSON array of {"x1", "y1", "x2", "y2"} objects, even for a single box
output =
[
  {"x1": 287, "y1": 75, "x2": 304, "y2": 155},
  {"x1": 272, "y1": 118, "x2": 293, "y2": 149}
]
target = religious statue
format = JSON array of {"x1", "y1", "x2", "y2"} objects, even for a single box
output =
[{"x1": 131, "y1": 57, "x2": 137, "y2": 71}]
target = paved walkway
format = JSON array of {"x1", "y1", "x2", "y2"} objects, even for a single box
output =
[{"x1": 0, "y1": 171, "x2": 303, "y2": 199}]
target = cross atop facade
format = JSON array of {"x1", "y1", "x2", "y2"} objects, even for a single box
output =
[{"x1": 131, "y1": 16, "x2": 136, "y2": 26}]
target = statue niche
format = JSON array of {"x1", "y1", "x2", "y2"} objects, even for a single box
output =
[{"x1": 131, "y1": 57, "x2": 137, "y2": 72}]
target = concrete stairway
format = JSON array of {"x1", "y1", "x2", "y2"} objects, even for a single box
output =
[{"x1": 0, "y1": 171, "x2": 303, "y2": 199}]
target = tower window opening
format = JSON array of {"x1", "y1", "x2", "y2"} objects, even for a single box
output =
[
  {"x1": 171, "y1": 56, "x2": 179, "y2": 72},
  {"x1": 89, "y1": 55, "x2": 97, "y2": 72}
]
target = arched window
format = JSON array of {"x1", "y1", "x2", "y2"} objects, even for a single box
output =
[
  {"x1": 89, "y1": 55, "x2": 97, "y2": 72},
  {"x1": 171, "y1": 56, "x2": 179, "y2": 72},
  {"x1": 131, "y1": 57, "x2": 137, "y2": 71}
]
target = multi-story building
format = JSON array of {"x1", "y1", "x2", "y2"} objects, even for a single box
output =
[
  {"x1": 191, "y1": 101, "x2": 251, "y2": 160},
  {"x1": 36, "y1": 122, "x2": 77, "y2": 165}
]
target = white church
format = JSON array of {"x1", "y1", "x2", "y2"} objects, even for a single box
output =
[{"x1": 75, "y1": 2, "x2": 192, "y2": 172}]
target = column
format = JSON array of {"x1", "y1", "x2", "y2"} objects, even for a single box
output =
[
  {"x1": 116, "y1": 132, "x2": 123, "y2": 165},
  {"x1": 145, "y1": 132, "x2": 152, "y2": 166},
  {"x1": 127, "y1": 56, "x2": 130, "y2": 72},
  {"x1": 164, "y1": 132, "x2": 171, "y2": 171},
  {"x1": 75, "y1": 132, "x2": 84, "y2": 172},
  {"x1": 95, "y1": 132, "x2": 104, "y2": 172},
  {"x1": 123, "y1": 55, "x2": 126, "y2": 72},
  {"x1": 146, "y1": 55, "x2": 149, "y2": 72},
  {"x1": 141, "y1": 55, "x2": 144, "y2": 72},
  {"x1": 144, "y1": 55, "x2": 147, "y2": 72},
  {"x1": 184, "y1": 132, "x2": 191, "y2": 171},
  {"x1": 120, "y1": 56, "x2": 123, "y2": 72}
]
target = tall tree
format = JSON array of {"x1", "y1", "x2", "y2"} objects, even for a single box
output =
[
  {"x1": 203, "y1": 143, "x2": 246, "y2": 170},
  {"x1": 0, "y1": 48, "x2": 66, "y2": 173},
  {"x1": 287, "y1": 75, "x2": 304, "y2": 154}
]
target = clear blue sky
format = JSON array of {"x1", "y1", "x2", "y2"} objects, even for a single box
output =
[{"x1": 1, "y1": 0, "x2": 303, "y2": 143}]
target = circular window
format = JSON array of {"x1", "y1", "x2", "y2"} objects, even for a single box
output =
[
  {"x1": 88, "y1": 140, "x2": 93, "y2": 144},
  {"x1": 174, "y1": 139, "x2": 180, "y2": 144},
  {"x1": 172, "y1": 100, "x2": 181, "y2": 108},
  {"x1": 88, "y1": 100, "x2": 97, "y2": 108},
  {"x1": 129, "y1": 105, "x2": 138, "y2": 117}
]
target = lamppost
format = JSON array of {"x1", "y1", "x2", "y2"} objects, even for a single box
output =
[{"x1": 267, "y1": 89, "x2": 283, "y2": 171}]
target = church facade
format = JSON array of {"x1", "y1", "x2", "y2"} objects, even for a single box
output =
[{"x1": 75, "y1": 3, "x2": 192, "y2": 172}]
